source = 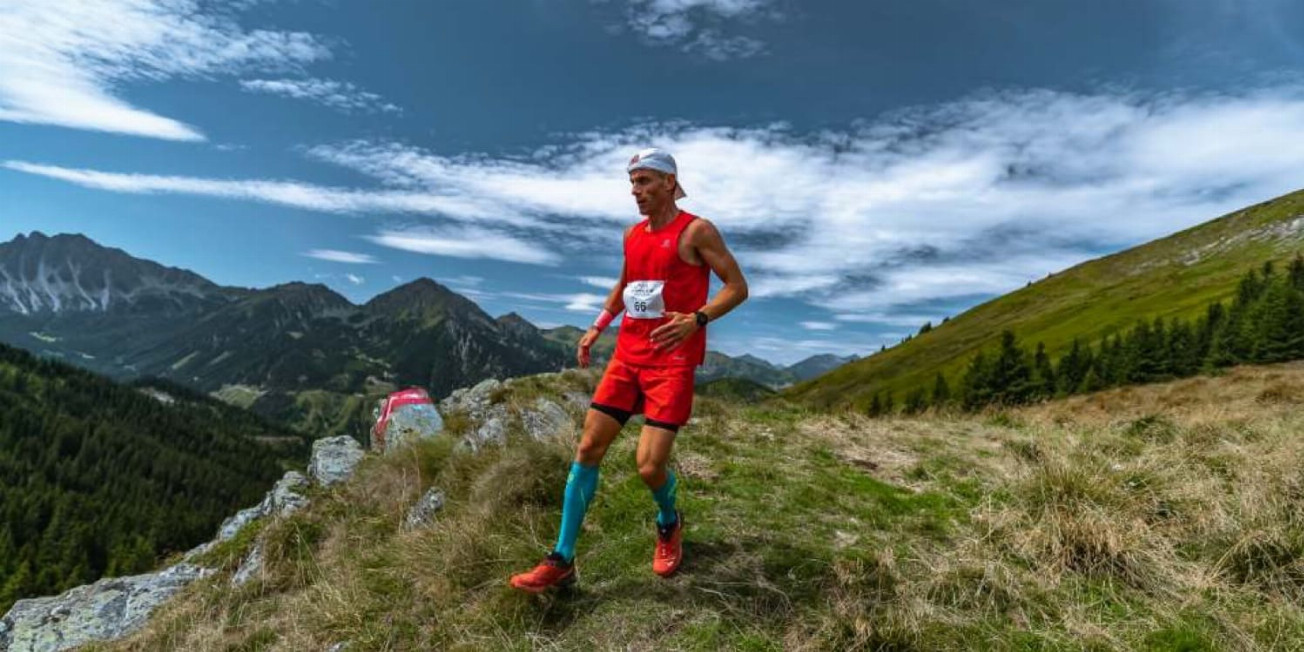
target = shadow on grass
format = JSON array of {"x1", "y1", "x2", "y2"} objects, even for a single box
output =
[{"x1": 517, "y1": 535, "x2": 841, "y2": 639}]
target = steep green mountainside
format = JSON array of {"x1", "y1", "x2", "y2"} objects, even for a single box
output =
[
  {"x1": 0, "y1": 342, "x2": 308, "y2": 613},
  {"x1": 787, "y1": 188, "x2": 1304, "y2": 409}
]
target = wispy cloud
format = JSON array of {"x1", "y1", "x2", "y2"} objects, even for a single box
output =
[
  {"x1": 578, "y1": 275, "x2": 619, "y2": 289},
  {"x1": 240, "y1": 78, "x2": 400, "y2": 114},
  {"x1": 800, "y1": 321, "x2": 837, "y2": 331},
  {"x1": 367, "y1": 227, "x2": 561, "y2": 266},
  {"x1": 304, "y1": 249, "x2": 377, "y2": 264},
  {"x1": 0, "y1": 0, "x2": 329, "y2": 140},
  {"x1": 621, "y1": 0, "x2": 775, "y2": 59},
  {"x1": 501, "y1": 291, "x2": 607, "y2": 313},
  {"x1": 11, "y1": 86, "x2": 1304, "y2": 331},
  {"x1": 345, "y1": 273, "x2": 365, "y2": 285}
]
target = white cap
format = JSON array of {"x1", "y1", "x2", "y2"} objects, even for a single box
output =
[{"x1": 627, "y1": 148, "x2": 686, "y2": 199}]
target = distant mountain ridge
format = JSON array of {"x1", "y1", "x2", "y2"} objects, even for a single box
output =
[
  {"x1": 539, "y1": 326, "x2": 856, "y2": 388},
  {"x1": 0, "y1": 232, "x2": 570, "y2": 434}
]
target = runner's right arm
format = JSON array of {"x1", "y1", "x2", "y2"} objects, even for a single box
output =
[{"x1": 578, "y1": 225, "x2": 635, "y2": 368}]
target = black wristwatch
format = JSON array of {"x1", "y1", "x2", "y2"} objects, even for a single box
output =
[{"x1": 694, "y1": 310, "x2": 709, "y2": 327}]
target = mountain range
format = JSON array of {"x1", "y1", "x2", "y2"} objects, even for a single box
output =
[{"x1": 0, "y1": 232, "x2": 855, "y2": 433}]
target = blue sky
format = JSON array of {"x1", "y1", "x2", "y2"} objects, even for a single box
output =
[{"x1": 3, "y1": 0, "x2": 1304, "y2": 365}]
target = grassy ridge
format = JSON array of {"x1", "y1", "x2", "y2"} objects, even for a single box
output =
[
  {"x1": 786, "y1": 188, "x2": 1304, "y2": 410},
  {"x1": 102, "y1": 361, "x2": 1304, "y2": 650}
]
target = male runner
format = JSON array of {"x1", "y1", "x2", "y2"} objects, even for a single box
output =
[{"x1": 510, "y1": 148, "x2": 748, "y2": 592}]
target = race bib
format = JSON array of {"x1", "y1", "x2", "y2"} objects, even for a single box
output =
[{"x1": 623, "y1": 280, "x2": 666, "y2": 319}]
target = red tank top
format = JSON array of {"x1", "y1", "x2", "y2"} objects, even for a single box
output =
[{"x1": 615, "y1": 210, "x2": 710, "y2": 367}]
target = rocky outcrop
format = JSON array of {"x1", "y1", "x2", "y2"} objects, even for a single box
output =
[
  {"x1": 0, "y1": 564, "x2": 212, "y2": 652},
  {"x1": 1, "y1": 471, "x2": 313, "y2": 651},
  {"x1": 309, "y1": 436, "x2": 365, "y2": 486}
]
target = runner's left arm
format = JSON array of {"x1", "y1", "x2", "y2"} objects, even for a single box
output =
[{"x1": 691, "y1": 219, "x2": 748, "y2": 323}]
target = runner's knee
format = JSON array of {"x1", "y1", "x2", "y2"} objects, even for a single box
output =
[
  {"x1": 576, "y1": 430, "x2": 614, "y2": 465},
  {"x1": 638, "y1": 460, "x2": 668, "y2": 486}
]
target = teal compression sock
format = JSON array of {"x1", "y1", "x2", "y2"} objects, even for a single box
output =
[
  {"x1": 652, "y1": 470, "x2": 678, "y2": 527},
  {"x1": 554, "y1": 461, "x2": 599, "y2": 563}
]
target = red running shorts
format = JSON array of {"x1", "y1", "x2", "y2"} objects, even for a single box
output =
[{"x1": 590, "y1": 356, "x2": 695, "y2": 432}]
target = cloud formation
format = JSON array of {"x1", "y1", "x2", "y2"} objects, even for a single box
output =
[
  {"x1": 10, "y1": 86, "x2": 1304, "y2": 331},
  {"x1": 0, "y1": 0, "x2": 329, "y2": 139},
  {"x1": 304, "y1": 249, "x2": 377, "y2": 264},
  {"x1": 240, "y1": 78, "x2": 400, "y2": 114},
  {"x1": 621, "y1": 0, "x2": 774, "y2": 59},
  {"x1": 366, "y1": 227, "x2": 561, "y2": 266}
]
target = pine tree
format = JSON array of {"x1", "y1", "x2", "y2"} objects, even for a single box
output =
[
  {"x1": 904, "y1": 387, "x2": 928, "y2": 414},
  {"x1": 1031, "y1": 342, "x2": 1055, "y2": 400},
  {"x1": 931, "y1": 372, "x2": 951, "y2": 406}
]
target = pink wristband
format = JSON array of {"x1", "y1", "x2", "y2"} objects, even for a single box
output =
[{"x1": 592, "y1": 309, "x2": 615, "y2": 332}]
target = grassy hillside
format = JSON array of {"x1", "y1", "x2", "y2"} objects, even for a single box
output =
[
  {"x1": 787, "y1": 188, "x2": 1304, "y2": 409},
  {"x1": 102, "y1": 361, "x2": 1304, "y2": 650}
]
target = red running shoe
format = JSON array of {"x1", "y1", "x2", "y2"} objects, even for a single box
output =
[
  {"x1": 510, "y1": 552, "x2": 577, "y2": 593},
  {"x1": 653, "y1": 511, "x2": 683, "y2": 577}
]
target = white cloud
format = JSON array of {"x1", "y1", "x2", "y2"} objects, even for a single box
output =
[
  {"x1": 345, "y1": 273, "x2": 364, "y2": 285},
  {"x1": 500, "y1": 291, "x2": 607, "y2": 313},
  {"x1": 578, "y1": 275, "x2": 619, "y2": 289},
  {"x1": 1, "y1": 160, "x2": 528, "y2": 225},
  {"x1": 240, "y1": 78, "x2": 399, "y2": 114},
  {"x1": 367, "y1": 227, "x2": 561, "y2": 266},
  {"x1": 304, "y1": 249, "x2": 377, "y2": 264},
  {"x1": 11, "y1": 86, "x2": 1304, "y2": 329},
  {"x1": 0, "y1": 0, "x2": 329, "y2": 139},
  {"x1": 800, "y1": 321, "x2": 837, "y2": 331},
  {"x1": 621, "y1": 0, "x2": 775, "y2": 59}
]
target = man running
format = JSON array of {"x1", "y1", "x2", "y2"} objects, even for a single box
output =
[{"x1": 510, "y1": 148, "x2": 749, "y2": 592}]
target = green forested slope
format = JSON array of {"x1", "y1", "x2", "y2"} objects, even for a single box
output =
[
  {"x1": 787, "y1": 188, "x2": 1304, "y2": 409},
  {"x1": 0, "y1": 344, "x2": 309, "y2": 613}
]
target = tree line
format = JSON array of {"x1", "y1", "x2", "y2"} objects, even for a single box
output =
[
  {"x1": 0, "y1": 344, "x2": 308, "y2": 613},
  {"x1": 867, "y1": 255, "x2": 1304, "y2": 415}
]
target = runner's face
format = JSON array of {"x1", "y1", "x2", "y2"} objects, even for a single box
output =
[{"x1": 629, "y1": 169, "x2": 675, "y2": 216}]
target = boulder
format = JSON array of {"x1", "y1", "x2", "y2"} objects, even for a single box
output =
[
  {"x1": 0, "y1": 564, "x2": 212, "y2": 652},
  {"x1": 403, "y1": 488, "x2": 446, "y2": 531},
  {"x1": 371, "y1": 388, "x2": 444, "y2": 452},
  {"x1": 521, "y1": 397, "x2": 572, "y2": 441},
  {"x1": 439, "y1": 378, "x2": 501, "y2": 419},
  {"x1": 309, "y1": 437, "x2": 365, "y2": 487}
]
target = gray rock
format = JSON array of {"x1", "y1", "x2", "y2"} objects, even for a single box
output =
[
  {"x1": 326, "y1": 643, "x2": 349, "y2": 652},
  {"x1": 401, "y1": 487, "x2": 448, "y2": 532},
  {"x1": 403, "y1": 488, "x2": 446, "y2": 531},
  {"x1": 264, "y1": 471, "x2": 310, "y2": 517},
  {"x1": 468, "y1": 403, "x2": 510, "y2": 449},
  {"x1": 439, "y1": 378, "x2": 501, "y2": 419},
  {"x1": 521, "y1": 397, "x2": 572, "y2": 441},
  {"x1": 562, "y1": 391, "x2": 591, "y2": 412},
  {"x1": 309, "y1": 436, "x2": 365, "y2": 486},
  {"x1": 372, "y1": 400, "x2": 444, "y2": 453},
  {"x1": 215, "y1": 504, "x2": 265, "y2": 543},
  {"x1": 0, "y1": 564, "x2": 212, "y2": 652},
  {"x1": 230, "y1": 541, "x2": 265, "y2": 588}
]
